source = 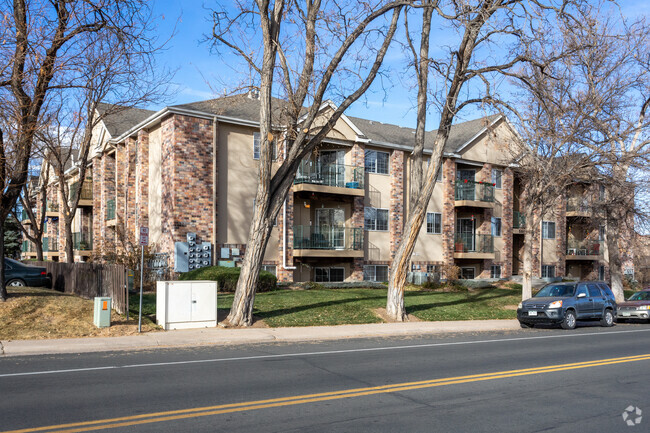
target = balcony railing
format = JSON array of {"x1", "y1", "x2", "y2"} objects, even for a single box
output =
[
  {"x1": 293, "y1": 226, "x2": 363, "y2": 250},
  {"x1": 21, "y1": 209, "x2": 30, "y2": 221},
  {"x1": 72, "y1": 232, "x2": 93, "y2": 251},
  {"x1": 513, "y1": 211, "x2": 526, "y2": 229},
  {"x1": 21, "y1": 240, "x2": 33, "y2": 253},
  {"x1": 70, "y1": 181, "x2": 93, "y2": 201},
  {"x1": 455, "y1": 180, "x2": 494, "y2": 203},
  {"x1": 454, "y1": 233, "x2": 494, "y2": 253},
  {"x1": 295, "y1": 161, "x2": 364, "y2": 190},
  {"x1": 106, "y1": 198, "x2": 116, "y2": 220},
  {"x1": 46, "y1": 202, "x2": 59, "y2": 213},
  {"x1": 567, "y1": 240, "x2": 601, "y2": 256},
  {"x1": 566, "y1": 199, "x2": 591, "y2": 214}
]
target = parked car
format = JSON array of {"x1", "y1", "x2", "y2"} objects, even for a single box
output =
[
  {"x1": 517, "y1": 281, "x2": 617, "y2": 330},
  {"x1": 3, "y1": 258, "x2": 51, "y2": 288},
  {"x1": 617, "y1": 288, "x2": 650, "y2": 323}
]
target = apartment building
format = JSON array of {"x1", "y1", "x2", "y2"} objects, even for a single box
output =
[{"x1": 21, "y1": 93, "x2": 633, "y2": 282}]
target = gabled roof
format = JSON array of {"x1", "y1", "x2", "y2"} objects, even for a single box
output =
[
  {"x1": 104, "y1": 93, "x2": 506, "y2": 155},
  {"x1": 97, "y1": 103, "x2": 156, "y2": 138}
]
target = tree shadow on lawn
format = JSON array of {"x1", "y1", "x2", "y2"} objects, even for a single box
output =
[
  {"x1": 405, "y1": 289, "x2": 515, "y2": 314},
  {"x1": 252, "y1": 292, "x2": 387, "y2": 320}
]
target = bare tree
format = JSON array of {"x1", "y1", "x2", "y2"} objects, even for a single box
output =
[
  {"x1": 385, "y1": 0, "x2": 590, "y2": 319},
  {"x1": 212, "y1": 0, "x2": 408, "y2": 326},
  {"x1": 13, "y1": 165, "x2": 50, "y2": 262}
]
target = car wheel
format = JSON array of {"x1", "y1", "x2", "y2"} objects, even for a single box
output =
[
  {"x1": 561, "y1": 310, "x2": 577, "y2": 330},
  {"x1": 600, "y1": 309, "x2": 614, "y2": 327},
  {"x1": 6, "y1": 279, "x2": 26, "y2": 287},
  {"x1": 519, "y1": 322, "x2": 534, "y2": 328}
]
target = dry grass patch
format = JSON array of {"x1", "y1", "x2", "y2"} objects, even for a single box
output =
[{"x1": 0, "y1": 287, "x2": 160, "y2": 340}]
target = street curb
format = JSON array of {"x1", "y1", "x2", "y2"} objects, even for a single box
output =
[{"x1": 0, "y1": 320, "x2": 521, "y2": 357}]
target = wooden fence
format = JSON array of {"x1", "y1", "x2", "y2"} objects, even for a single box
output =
[{"x1": 30, "y1": 261, "x2": 128, "y2": 314}]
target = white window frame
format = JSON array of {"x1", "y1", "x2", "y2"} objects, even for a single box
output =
[
  {"x1": 261, "y1": 265, "x2": 276, "y2": 276},
  {"x1": 364, "y1": 265, "x2": 389, "y2": 282},
  {"x1": 491, "y1": 217, "x2": 502, "y2": 237},
  {"x1": 491, "y1": 265, "x2": 501, "y2": 279},
  {"x1": 542, "y1": 265, "x2": 555, "y2": 278},
  {"x1": 365, "y1": 150, "x2": 389, "y2": 175},
  {"x1": 365, "y1": 207, "x2": 388, "y2": 231},
  {"x1": 492, "y1": 169, "x2": 502, "y2": 189},
  {"x1": 253, "y1": 132, "x2": 277, "y2": 160},
  {"x1": 426, "y1": 212, "x2": 442, "y2": 234},
  {"x1": 542, "y1": 221, "x2": 556, "y2": 239},
  {"x1": 461, "y1": 267, "x2": 475, "y2": 279},
  {"x1": 315, "y1": 267, "x2": 345, "y2": 282},
  {"x1": 599, "y1": 225, "x2": 605, "y2": 242}
]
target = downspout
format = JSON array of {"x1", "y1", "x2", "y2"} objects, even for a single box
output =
[
  {"x1": 282, "y1": 134, "x2": 296, "y2": 272},
  {"x1": 212, "y1": 116, "x2": 218, "y2": 265}
]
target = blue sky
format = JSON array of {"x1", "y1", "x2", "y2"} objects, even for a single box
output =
[{"x1": 151, "y1": 1, "x2": 650, "y2": 130}]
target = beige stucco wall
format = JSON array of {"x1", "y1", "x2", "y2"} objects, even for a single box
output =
[
  {"x1": 148, "y1": 125, "x2": 162, "y2": 246},
  {"x1": 459, "y1": 121, "x2": 515, "y2": 166},
  {"x1": 216, "y1": 123, "x2": 278, "y2": 260},
  {"x1": 309, "y1": 107, "x2": 359, "y2": 142}
]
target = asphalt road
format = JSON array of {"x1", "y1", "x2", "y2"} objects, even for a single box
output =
[{"x1": 1, "y1": 323, "x2": 650, "y2": 433}]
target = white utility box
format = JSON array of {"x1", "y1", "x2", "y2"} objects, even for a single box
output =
[{"x1": 156, "y1": 281, "x2": 218, "y2": 330}]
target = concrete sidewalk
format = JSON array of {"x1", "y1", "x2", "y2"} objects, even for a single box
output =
[{"x1": 0, "y1": 320, "x2": 520, "y2": 357}]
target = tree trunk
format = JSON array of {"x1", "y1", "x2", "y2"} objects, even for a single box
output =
[
  {"x1": 0, "y1": 219, "x2": 7, "y2": 301},
  {"x1": 606, "y1": 216, "x2": 624, "y2": 302},
  {"x1": 65, "y1": 220, "x2": 74, "y2": 263},
  {"x1": 521, "y1": 206, "x2": 538, "y2": 300}
]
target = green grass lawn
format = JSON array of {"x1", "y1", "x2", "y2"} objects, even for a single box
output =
[{"x1": 216, "y1": 286, "x2": 520, "y2": 327}]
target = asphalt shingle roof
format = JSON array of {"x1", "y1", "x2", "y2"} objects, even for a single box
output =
[
  {"x1": 97, "y1": 103, "x2": 156, "y2": 138},
  {"x1": 106, "y1": 94, "x2": 502, "y2": 153}
]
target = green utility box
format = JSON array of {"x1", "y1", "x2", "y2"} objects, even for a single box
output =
[{"x1": 93, "y1": 297, "x2": 112, "y2": 328}]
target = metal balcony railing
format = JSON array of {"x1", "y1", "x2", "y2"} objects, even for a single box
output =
[
  {"x1": 70, "y1": 181, "x2": 93, "y2": 201},
  {"x1": 295, "y1": 161, "x2": 364, "y2": 190},
  {"x1": 293, "y1": 226, "x2": 363, "y2": 250},
  {"x1": 566, "y1": 240, "x2": 601, "y2": 256},
  {"x1": 21, "y1": 240, "x2": 33, "y2": 253},
  {"x1": 72, "y1": 232, "x2": 93, "y2": 251},
  {"x1": 455, "y1": 180, "x2": 494, "y2": 202},
  {"x1": 513, "y1": 211, "x2": 526, "y2": 229},
  {"x1": 46, "y1": 202, "x2": 59, "y2": 213},
  {"x1": 21, "y1": 209, "x2": 30, "y2": 221},
  {"x1": 566, "y1": 199, "x2": 591, "y2": 213},
  {"x1": 454, "y1": 233, "x2": 494, "y2": 253},
  {"x1": 106, "y1": 198, "x2": 116, "y2": 220}
]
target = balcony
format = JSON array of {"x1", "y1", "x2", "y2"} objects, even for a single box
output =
[
  {"x1": 70, "y1": 181, "x2": 93, "y2": 206},
  {"x1": 293, "y1": 225, "x2": 364, "y2": 258},
  {"x1": 46, "y1": 202, "x2": 59, "y2": 217},
  {"x1": 106, "y1": 198, "x2": 116, "y2": 223},
  {"x1": 566, "y1": 240, "x2": 602, "y2": 261},
  {"x1": 21, "y1": 240, "x2": 33, "y2": 253},
  {"x1": 513, "y1": 211, "x2": 526, "y2": 234},
  {"x1": 454, "y1": 180, "x2": 494, "y2": 208},
  {"x1": 293, "y1": 162, "x2": 365, "y2": 197},
  {"x1": 72, "y1": 232, "x2": 93, "y2": 253},
  {"x1": 453, "y1": 233, "x2": 495, "y2": 259},
  {"x1": 566, "y1": 199, "x2": 591, "y2": 217},
  {"x1": 21, "y1": 209, "x2": 32, "y2": 224}
]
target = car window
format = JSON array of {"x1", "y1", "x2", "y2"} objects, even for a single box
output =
[
  {"x1": 598, "y1": 283, "x2": 614, "y2": 298},
  {"x1": 534, "y1": 284, "x2": 575, "y2": 297},
  {"x1": 587, "y1": 285, "x2": 602, "y2": 297},
  {"x1": 629, "y1": 291, "x2": 650, "y2": 301},
  {"x1": 576, "y1": 285, "x2": 588, "y2": 297}
]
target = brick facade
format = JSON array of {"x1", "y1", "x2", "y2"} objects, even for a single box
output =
[
  {"x1": 501, "y1": 168, "x2": 514, "y2": 277},
  {"x1": 389, "y1": 150, "x2": 404, "y2": 259}
]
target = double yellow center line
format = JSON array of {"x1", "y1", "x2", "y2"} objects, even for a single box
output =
[{"x1": 5, "y1": 353, "x2": 650, "y2": 433}]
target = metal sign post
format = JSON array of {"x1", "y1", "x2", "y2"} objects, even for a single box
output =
[{"x1": 138, "y1": 227, "x2": 149, "y2": 333}]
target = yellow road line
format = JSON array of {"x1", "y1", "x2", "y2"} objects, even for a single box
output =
[{"x1": 5, "y1": 353, "x2": 650, "y2": 433}]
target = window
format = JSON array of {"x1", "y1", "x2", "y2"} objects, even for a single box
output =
[
  {"x1": 315, "y1": 267, "x2": 345, "y2": 282},
  {"x1": 598, "y1": 266, "x2": 606, "y2": 281},
  {"x1": 253, "y1": 132, "x2": 277, "y2": 160},
  {"x1": 426, "y1": 212, "x2": 442, "y2": 234},
  {"x1": 587, "y1": 284, "x2": 602, "y2": 297},
  {"x1": 542, "y1": 221, "x2": 556, "y2": 239},
  {"x1": 491, "y1": 265, "x2": 501, "y2": 279},
  {"x1": 542, "y1": 265, "x2": 555, "y2": 278},
  {"x1": 461, "y1": 267, "x2": 475, "y2": 279},
  {"x1": 365, "y1": 150, "x2": 389, "y2": 174},
  {"x1": 491, "y1": 217, "x2": 502, "y2": 237},
  {"x1": 599, "y1": 184, "x2": 606, "y2": 201},
  {"x1": 365, "y1": 207, "x2": 388, "y2": 231},
  {"x1": 261, "y1": 265, "x2": 276, "y2": 276},
  {"x1": 492, "y1": 169, "x2": 502, "y2": 189},
  {"x1": 427, "y1": 264, "x2": 440, "y2": 274},
  {"x1": 599, "y1": 225, "x2": 605, "y2": 242},
  {"x1": 364, "y1": 265, "x2": 389, "y2": 282}
]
